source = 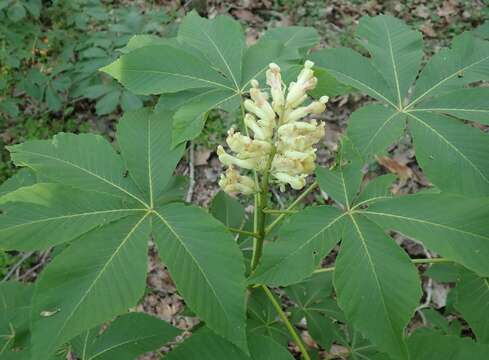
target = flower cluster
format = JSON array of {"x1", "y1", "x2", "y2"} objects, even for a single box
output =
[{"x1": 218, "y1": 60, "x2": 328, "y2": 195}]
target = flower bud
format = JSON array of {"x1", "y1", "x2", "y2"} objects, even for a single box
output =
[
  {"x1": 217, "y1": 145, "x2": 259, "y2": 170},
  {"x1": 266, "y1": 63, "x2": 285, "y2": 113},
  {"x1": 219, "y1": 166, "x2": 257, "y2": 195},
  {"x1": 244, "y1": 113, "x2": 271, "y2": 141},
  {"x1": 273, "y1": 172, "x2": 307, "y2": 190}
]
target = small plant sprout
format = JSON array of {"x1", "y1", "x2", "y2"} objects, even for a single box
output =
[{"x1": 217, "y1": 60, "x2": 329, "y2": 195}]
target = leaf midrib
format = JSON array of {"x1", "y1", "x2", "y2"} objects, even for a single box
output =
[
  {"x1": 50, "y1": 214, "x2": 149, "y2": 353},
  {"x1": 0, "y1": 208, "x2": 145, "y2": 233},
  {"x1": 381, "y1": 16, "x2": 403, "y2": 108},
  {"x1": 87, "y1": 332, "x2": 173, "y2": 360},
  {"x1": 153, "y1": 209, "x2": 232, "y2": 328},
  {"x1": 15, "y1": 150, "x2": 149, "y2": 208},
  {"x1": 347, "y1": 214, "x2": 400, "y2": 345},
  {"x1": 408, "y1": 53, "x2": 489, "y2": 109},
  {"x1": 357, "y1": 209, "x2": 489, "y2": 241},
  {"x1": 199, "y1": 27, "x2": 240, "y2": 90},
  {"x1": 328, "y1": 69, "x2": 398, "y2": 109},
  {"x1": 406, "y1": 111, "x2": 489, "y2": 184},
  {"x1": 119, "y1": 68, "x2": 236, "y2": 92}
]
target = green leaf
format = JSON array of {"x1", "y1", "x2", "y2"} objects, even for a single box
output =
[
  {"x1": 361, "y1": 194, "x2": 489, "y2": 277},
  {"x1": 100, "y1": 45, "x2": 234, "y2": 95},
  {"x1": 413, "y1": 88, "x2": 489, "y2": 124},
  {"x1": 455, "y1": 269, "x2": 489, "y2": 344},
  {"x1": 312, "y1": 15, "x2": 489, "y2": 199},
  {"x1": 247, "y1": 289, "x2": 289, "y2": 345},
  {"x1": 31, "y1": 215, "x2": 151, "y2": 360},
  {"x1": 0, "y1": 282, "x2": 33, "y2": 353},
  {"x1": 95, "y1": 90, "x2": 120, "y2": 115},
  {"x1": 74, "y1": 313, "x2": 181, "y2": 360},
  {"x1": 210, "y1": 191, "x2": 246, "y2": 229},
  {"x1": 311, "y1": 47, "x2": 397, "y2": 107},
  {"x1": 411, "y1": 32, "x2": 489, "y2": 106},
  {"x1": 7, "y1": 3, "x2": 26, "y2": 22},
  {"x1": 178, "y1": 11, "x2": 245, "y2": 88},
  {"x1": 346, "y1": 105, "x2": 405, "y2": 159},
  {"x1": 171, "y1": 89, "x2": 239, "y2": 145},
  {"x1": 118, "y1": 34, "x2": 169, "y2": 54},
  {"x1": 407, "y1": 330, "x2": 489, "y2": 360},
  {"x1": 260, "y1": 26, "x2": 320, "y2": 56},
  {"x1": 240, "y1": 40, "x2": 288, "y2": 89},
  {"x1": 152, "y1": 203, "x2": 247, "y2": 351},
  {"x1": 117, "y1": 108, "x2": 185, "y2": 205},
  {"x1": 356, "y1": 174, "x2": 396, "y2": 205},
  {"x1": 357, "y1": 15, "x2": 423, "y2": 106},
  {"x1": 424, "y1": 263, "x2": 460, "y2": 283},
  {"x1": 315, "y1": 145, "x2": 363, "y2": 208},
  {"x1": 8, "y1": 133, "x2": 147, "y2": 207},
  {"x1": 0, "y1": 184, "x2": 143, "y2": 251},
  {"x1": 119, "y1": 91, "x2": 143, "y2": 112},
  {"x1": 0, "y1": 169, "x2": 37, "y2": 197},
  {"x1": 310, "y1": 67, "x2": 352, "y2": 97},
  {"x1": 306, "y1": 312, "x2": 336, "y2": 350},
  {"x1": 165, "y1": 327, "x2": 250, "y2": 360},
  {"x1": 407, "y1": 111, "x2": 489, "y2": 196},
  {"x1": 284, "y1": 272, "x2": 344, "y2": 322},
  {"x1": 248, "y1": 334, "x2": 294, "y2": 360},
  {"x1": 250, "y1": 206, "x2": 345, "y2": 286},
  {"x1": 334, "y1": 215, "x2": 421, "y2": 359}
]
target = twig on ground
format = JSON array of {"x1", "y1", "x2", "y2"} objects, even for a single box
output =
[
  {"x1": 415, "y1": 248, "x2": 434, "y2": 325},
  {"x1": 18, "y1": 248, "x2": 52, "y2": 281},
  {"x1": 271, "y1": 188, "x2": 285, "y2": 208},
  {"x1": 186, "y1": 143, "x2": 195, "y2": 203},
  {"x1": 2, "y1": 252, "x2": 34, "y2": 282}
]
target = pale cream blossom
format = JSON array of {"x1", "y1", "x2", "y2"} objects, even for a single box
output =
[
  {"x1": 218, "y1": 166, "x2": 257, "y2": 195},
  {"x1": 217, "y1": 60, "x2": 328, "y2": 195}
]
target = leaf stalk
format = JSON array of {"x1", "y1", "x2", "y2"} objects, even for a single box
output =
[{"x1": 261, "y1": 285, "x2": 311, "y2": 360}]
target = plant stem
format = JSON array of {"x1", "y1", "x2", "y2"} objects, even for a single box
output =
[
  {"x1": 265, "y1": 181, "x2": 318, "y2": 234},
  {"x1": 411, "y1": 258, "x2": 453, "y2": 265},
  {"x1": 227, "y1": 227, "x2": 258, "y2": 237},
  {"x1": 250, "y1": 146, "x2": 277, "y2": 271},
  {"x1": 261, "y1": 286, "x2": 311, "y2": 360},
  {"x1": 313, "y1": 258, "x2": 453, "y2": 274},
  {"x1": 262, "y1": 209, "x2": 299, "y2": 215}
]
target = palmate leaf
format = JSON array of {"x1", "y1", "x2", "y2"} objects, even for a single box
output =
[
  {"x1": 285, "y1": 272, "x2": 344, "y2": 350},
  {"x1": 102, "y1": 12, "x2": 345, "y2": 146},
  {"x1": 312, "y1": 14, "x2": 489, "y2": 196},
  {"x1": 250, "y1": 142, "x2": 489, "y2": 358},
  {"x1": 247, "y1": 289, "x2": 289, "y2": 345},
  {"x1": 1, "y1": 107, "x2": 247, "y2": 359}
]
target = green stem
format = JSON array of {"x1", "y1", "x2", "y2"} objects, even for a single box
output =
[
  {"x1": 411, "y1": 258, "x2": 453, "y2": 265},
  {"x1": 313, "y1": 258, "x2": 453, "y2": 274},
  {"x1": 250, "y1": 146, "x2": 277, "y2": 271},
  {"x1": 261, "y1": 286, "x2": 311, "y2": 360},
  {"x1": 265, "y1": 181, "x2": 318, "y2": 234},
  {"x1": 263, "y1": 209, "x2": 299, "y2": 215},
  {"x1": 227, "y1": 227, "x2": 258, "y2": 237}
]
